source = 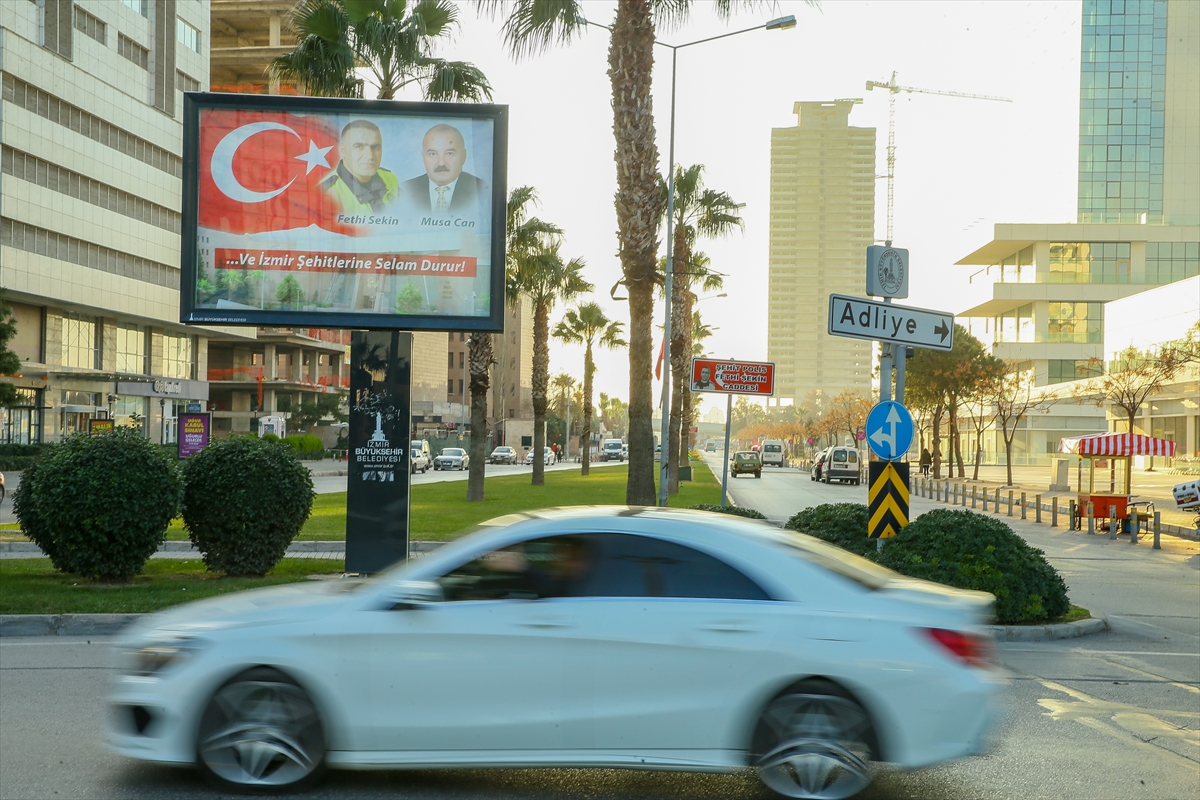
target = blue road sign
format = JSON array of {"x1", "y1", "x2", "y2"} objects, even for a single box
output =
[{"x1": 866, "y1": 401, "x2": 914, "y2": 461}]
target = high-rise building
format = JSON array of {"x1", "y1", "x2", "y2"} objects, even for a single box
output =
[
  {"x1": 1077, "y1": 0, "x2": 1199, "y2": 225},
  {"x1": 0, "y1": 0, "x2": 237, "y2": 445},
  {"x1": 767, "y1": 100, "x2": 875, "y2": 408}
]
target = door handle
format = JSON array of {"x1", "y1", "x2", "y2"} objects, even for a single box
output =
[
  {"x1": 701, "y1": 621, "x2": 756, "y2": 634},
  {"x1": 519, "y1": 617, "x2": 573, "y2": 629}
]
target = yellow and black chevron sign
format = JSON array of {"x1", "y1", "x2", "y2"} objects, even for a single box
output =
[{"x1": 868, "y1": 461, "x2": 910, "y2": 539}]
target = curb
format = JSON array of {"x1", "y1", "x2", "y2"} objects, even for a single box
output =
[
  {"x1": 1, "y1": 614, "x2": 143, "y2": 637},
  {"x1": 987, "y1": 616, "x2": 1108, "y2": 642}
]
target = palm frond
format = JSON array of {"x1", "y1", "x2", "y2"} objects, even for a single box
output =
[
  {"x1": 422, "y1": 59, "x2": 494, "y2": 101},
  {"x1": 482, "y1": 0, "x2": 589, "y2": 60}
]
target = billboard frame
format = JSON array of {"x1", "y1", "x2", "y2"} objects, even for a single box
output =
[{"x1": 179, "y1": 92, "x2": 508, "y2": 333}]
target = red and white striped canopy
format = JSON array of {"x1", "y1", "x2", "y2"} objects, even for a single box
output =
[{"x1": 1059, "y1": 431, "x2": 1177, "y2": 457}]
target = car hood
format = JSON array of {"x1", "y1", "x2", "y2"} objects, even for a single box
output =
[{"x1": 125, "y1": 580, "x2": 364, "y2": 638}]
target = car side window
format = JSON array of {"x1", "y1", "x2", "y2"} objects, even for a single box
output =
[{"x1": 581, "y1": 534, "x2": 770, "y2": 601}]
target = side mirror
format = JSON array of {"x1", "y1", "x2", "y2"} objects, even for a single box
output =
[{"x1": 387, "y1": 580, "x2": 444, "y2": 610}]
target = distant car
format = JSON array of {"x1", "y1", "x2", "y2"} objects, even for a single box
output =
[
  {"x1": 410, "y1": 443, "x2": 431, "y2": 474},
  {"x1": 823, "y1": 446, "x2": 861, "y2": 485},
  {"x1": 0, "y1": 471, "x2": 5, "y2": 504},
  {"x1": 760, "y1": 439, "x2": 786, "y2": 468},
  {"x1": 705, "y1": 441, "x2": 717, "y2": 453},
  {"x1": 601, "y1": 439, "x2": 625, "y2": 462},
  {"x1": 108, "y1": 507, "x2": 1002, "y2": 796},
  {"x1": 731, "y1": 450, "x2": 761, "y2": 479},
  {"x1": 525, "y1": 447, "x2": 553, "y2": 466},
  {"x1": 433, "y1": 448, "x2": 469, "y2": 471},
  {"x1": 488, "y1": 446, "x2": 517, "y2": 465},
  {"x1": 811, "y1": 448, "x2": 830, "y2": 482}
]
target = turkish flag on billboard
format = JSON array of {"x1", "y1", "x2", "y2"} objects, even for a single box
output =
[{"x1": 197, "y1": 109, "x2": 354, "y2": 236}]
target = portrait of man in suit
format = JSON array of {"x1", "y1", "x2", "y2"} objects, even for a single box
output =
[{"x1": 401, "y1": 123, "x2": 489, "y2": 223}]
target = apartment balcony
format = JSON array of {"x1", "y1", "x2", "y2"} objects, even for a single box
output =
[{"x1": 207, "y1": 367, "x2": 347, "y2": 392}]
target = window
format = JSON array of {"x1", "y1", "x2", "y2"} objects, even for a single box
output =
[
  {"x1": 459, "y1": 351, "x2": 465, "y2": 369},
  {"x1": 448, "y1": 352, "x2": 454, "y2": 368},
  {"x1": 161, "y1": 332, "x2": 194, "y2": 379},
  {"x1": 74, "y1": 6, "x2": 106, "y2": 45},
  {"x1": 176, "y1": 18, "x2": 200, "y2": 53},
  {"x1": 61, "y1": 313, "x2": 98, "y2": 369},
  {"x1": 447, "y1": 379, "x2": 454, "y2": 396},
  {"x1": 121, "y1": 0, "x2": 148, "y2": 17},
  {"x1": 1048, "y1": 302, "x2": 1104, "y2": 344},
  {"x1": 116, "y1": 323, "x2": 146, "y2": 374},
  {"x1": 1145, "y1": 242, "x2": 1200, "y2": 284},
  {"x1": 435, "y1": 534, "x2": 769, "y2": 602},
  {"x1": 176, "y1": 71, "x2": 200, "y2": 93},
  {"x1": 1107, "y1": 145, "x2": 1121, "y2": 161},
  {"x1": 0, "y1": 219, "x2": 178, "y2": 290},
  {"x1": 1049, "y1": 242, "x2": 1130, "y2": 284},
  {"x1": 118, "y1": 33, "x2": 149, "y2": 70},
  {"x1": 1048, "y1": 359, "x2": 1103, "y2": 385}
]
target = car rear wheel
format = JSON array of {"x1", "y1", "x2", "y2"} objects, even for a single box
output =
[
  {"x1": 753, "y1": 680, "x2": 875, "y2": 799},
  {"x1": 196, "y1": 667, "x2": 326, "y2": 794}
]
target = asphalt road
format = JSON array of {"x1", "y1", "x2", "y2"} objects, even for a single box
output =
[{"x1": 2, "y1": 462, "x2": 1197, "y2": 799}]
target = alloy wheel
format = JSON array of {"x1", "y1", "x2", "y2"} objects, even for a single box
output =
[
  {"x1": 197, "y1": 671, "x2": 325, "y2": 791},
  {"x1": 755, "y1": 687, "x2": 874, "y2": 799}
]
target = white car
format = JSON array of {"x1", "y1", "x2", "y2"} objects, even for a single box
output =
[
  {"x1": 432, "y1": 448, "x2": 468, "y2": 470},
  {"x1": 108, "y1": 507, "x2": 1003, "y2": 797},
  {"x1": 524, "y1": 446, "x2": 553, "y2": 466}
]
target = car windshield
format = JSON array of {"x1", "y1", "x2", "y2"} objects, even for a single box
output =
[
  {"x1": 832, "y1": 450, "x2": 848, "y2": 462},
  {"x1": 442, "y1": 449, "x2": 464, "y2": 457},
  {"x1": 765, "y1": 445, "x2": 781, "y2": 452},
  {"x1": 494, "y1": 447, "x2": 512, "y2": 453},
  {"x1": 736, "y1": 452, "x2": 757, "y2": 460}
]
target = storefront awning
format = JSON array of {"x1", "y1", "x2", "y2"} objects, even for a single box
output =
[{"x1": 1059, "y1": 431, "x2": 1177, "y2": 457}]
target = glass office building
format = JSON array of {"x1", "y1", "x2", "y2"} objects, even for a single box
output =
[{"x1": 1077, "y1": 0, "x2": 1167, "y2": 224}]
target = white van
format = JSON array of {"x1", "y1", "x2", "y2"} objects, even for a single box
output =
[
  {"x1": 822, "y1": 446, "x2": 861, "y2": 485},
  {"x1": 761, "y1": 439, "x2": 786, "y2": 468},
  {"x1": 601, "y1": 439, "x2": 625, "y2": 462}
]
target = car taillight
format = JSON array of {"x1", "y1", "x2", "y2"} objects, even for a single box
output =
[{"x1": 922, "y1": 628, "x2": 993, "y2": 668}]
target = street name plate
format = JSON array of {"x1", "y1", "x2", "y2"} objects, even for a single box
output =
[{"x1": 827, "y1": 293, "x2": 955, "y2": 352}]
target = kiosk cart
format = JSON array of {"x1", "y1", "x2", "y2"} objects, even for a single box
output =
[{"x1": 1059, "y1": 432, "x2": 1178, "y2": 527}]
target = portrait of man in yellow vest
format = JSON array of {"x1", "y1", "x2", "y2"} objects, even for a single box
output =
[{"x1": 319, "y1": 119, "x2": 399, "y2": 215}]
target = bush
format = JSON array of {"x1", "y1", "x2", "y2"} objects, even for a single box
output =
[
  {"x1": 261, "y1": 432, "x2": 280, "y2": 443},
  {"x1": 181, "y1": 437, "x2": 315, "y2": 577},
  {"x1": 282, "y1": 434, "x2": 324, "y2": 459},
  {"x1": 784, "y1": 503, "x2": 878, "y2": 559},
  {"x1": 688, "y1": 503, "x2": 767, "y2": 520},
  {"x1": 0, "y1": 443, "x2": 44, "y2": 457},
  {"x1": 0, "y1": 455, "x2": 40, "y2": 471},
  {"x1": 876, "y1": 509, "x2": 1069, "y2": 624},
  {"x1": 12, "y1": 428, "x2": 181, "y2": 581}
]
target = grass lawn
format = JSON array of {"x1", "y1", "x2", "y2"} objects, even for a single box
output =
[
  {"x1": 156, "y1": 460, "x2": 723, "y2": 542},
  {"x1": 0, "y1": 558, "x2": 345, "y2": 615}
]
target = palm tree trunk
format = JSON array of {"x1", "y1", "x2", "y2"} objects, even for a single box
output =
[
  {"x1": 466, "y1": 332, "x2": 494, "y2": 501},
  {"x1": 667, "y1": 224, "x2": 688, "y2": 494},
  {"x1": 679, "y1": 288, "x2": 696, "y2": 465},
  {"x1": 610, "y1": 0, "x2": 661, "y2": 506},
  {"x1": 531, "y1": 301, "x2": 550, "y2": 486},
  {"x1": 581, "y1": 343, "x2": 594, "y2": 477}
]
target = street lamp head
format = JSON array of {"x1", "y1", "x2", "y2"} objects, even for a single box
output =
[{"x1": 766, "y1": 15, "x2": 797, "y2": 31}]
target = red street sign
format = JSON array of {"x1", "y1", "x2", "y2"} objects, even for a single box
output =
[
  {"x1": 689, "y1": 426, "x2": 699, "y2": 433},
  {"x1": 857, "y1": 430, "x2": 867, "y2": 441},
  {"x1": 689, "y1": 357, "x2": 775, "y2": 396}
]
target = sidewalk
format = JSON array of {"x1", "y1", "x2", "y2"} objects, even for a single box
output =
[{"x1": 919, "y1": 463, "x2": 1198, "y2": 533}]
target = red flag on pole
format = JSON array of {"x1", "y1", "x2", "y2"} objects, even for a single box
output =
[{"x1": 655, "y1": 337, "x2": 666, "y2": 380}]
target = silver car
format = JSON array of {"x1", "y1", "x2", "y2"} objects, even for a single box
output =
[{"x1": 433, "y1": 448, "x2": 469, "y2": 471}]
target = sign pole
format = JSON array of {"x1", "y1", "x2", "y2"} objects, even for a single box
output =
[{"x1": 720, "y1": 392, "x2": 733, "y2": 507}]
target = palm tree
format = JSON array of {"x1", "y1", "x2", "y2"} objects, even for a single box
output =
[
  {"x1": 481, "y1": 1, "x2": 798, "y2": 504},
  {"x1": 466, "y1": 187, "x2": 563, "y2": 500},
  {"x1": 657, "y1": 165, "x2": 742, "y2": 492},
  {"x1": 550, "y1": 372, "x2": 578, "y2": 456},
  {"x1": 553, "y1": 303, "x2": 627, "y2": 476},
  {"x1": 508, "y1": 240, "x2": 592, "y2": 486},
  {"x1": 271, "y1": 0, "x2": 492, "y2": 100}
]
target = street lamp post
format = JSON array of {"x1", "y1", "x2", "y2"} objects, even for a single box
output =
[{"x1": 583, "y1": 14, "x2": 795, "y2": 506}]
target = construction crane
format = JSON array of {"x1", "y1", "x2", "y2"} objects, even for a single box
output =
[{"x1": 866, "y1": 72, "x2": 1011, "y2": 245}]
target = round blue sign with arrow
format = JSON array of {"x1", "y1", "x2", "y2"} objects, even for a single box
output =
[{"x1": 865, "y1": 401, "x2": 914, "y2": 461}]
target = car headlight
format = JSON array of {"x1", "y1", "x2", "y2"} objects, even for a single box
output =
[{"x1": 123, "y1": 636, "x2": 206, "y2": 676}]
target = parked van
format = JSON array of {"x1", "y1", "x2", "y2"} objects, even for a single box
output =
[
  {"x1": 822, "y1": 446, "x2": 861, "y2": 485},
  {"x1": 760, "y1": 439, "x2": 786, "y2": 468},
  {"x1": 601, "y1": 439, "x2": 625, "y2": 462}
]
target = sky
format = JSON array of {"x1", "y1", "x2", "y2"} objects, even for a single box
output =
[{"x1": 380, "y1": 1, "x2": 1085, "y2": 418}]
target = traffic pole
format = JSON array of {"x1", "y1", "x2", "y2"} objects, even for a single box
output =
[{"x1": 720, "y1": 392, "x2": 732, "y2": 507}]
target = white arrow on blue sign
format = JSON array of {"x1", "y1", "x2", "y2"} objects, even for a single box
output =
[{"x1": 866, "y1": 401, "x2": 914, "y2": 461}]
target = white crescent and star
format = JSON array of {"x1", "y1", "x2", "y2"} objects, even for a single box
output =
[{"x1": 210, "y1": 122, "x2": 333, "y2": 204}]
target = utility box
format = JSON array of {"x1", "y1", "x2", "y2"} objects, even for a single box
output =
[{"x1": 258, "y1": 415, "x2": 287, "y2": 439}]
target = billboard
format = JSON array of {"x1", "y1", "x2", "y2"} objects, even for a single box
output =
[
  {"x1": 177, "y1": 412, "x2": 211, "y2": 458},
  {"x1": 180, "y1": 93, "x2": 508, "y2": 332},
  {"x1": 690, "y1": 358, "x2": 775, "y2": 396}
]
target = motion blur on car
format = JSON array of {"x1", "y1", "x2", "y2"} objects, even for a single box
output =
[
  {"x1": 107, "y1": 507, "x2": 1003, "y2": 798},
  {"x1": 487, "y1": 446, "x2": 517, "y2": 465},
  {"x1": 432, "y1": 448, "x2": 468, "y2": 471}
]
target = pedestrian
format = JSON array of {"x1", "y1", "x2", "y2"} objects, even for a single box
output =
[
  {"x1": 552, "y1": 443, "x2": 559, "y2": 463},
  {"x1": 919, "y1": 447, "x2": 932, "y2": 476}
]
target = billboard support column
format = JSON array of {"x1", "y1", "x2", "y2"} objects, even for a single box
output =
[
  {"x1": 346, "y1": 331, "x2": 412, "y2": 574},
  {"x1": 720, "y1": 392, "x2": 733, "y2": 507}
]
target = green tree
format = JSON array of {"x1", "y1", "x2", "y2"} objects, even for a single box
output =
[
  {"x1": 483, "y1": 0, "x2": 812, "y2": 504},
  {"x1": 599, "y1": 392, "x2": 629, "y2": 440},
  {"x1": 550, "y1": 372, "x2": 579, "y2": 454},
  {"x1": 275, "y1": 274, "x2": 306, "y2": 309},
  {"x1": 1074, "y1": 340, "x2": 1192, "y2": 434},
  {"x1": 271, "y1": 0, "x2": 492, "y2": 100},
  {"x1": 990, "y1": 364, "x2": 1058, "y2": 487},
  {"x1": 289, "y1": 390, "x2": 348, "y2": 432},
  {"x1": 0, "y1": 290, "x2": 23, "y2": 406},
  {"x1": 507, "y1": 239, "x2": 591, "y2": 485},
  {"x1": 553, "y1": 302, "x2": 627, "y2": 476},
  {"x1": 395, "y1": 283, "x2": 424, "y2": 314}
]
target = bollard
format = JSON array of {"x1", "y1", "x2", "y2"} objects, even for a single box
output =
[
  {"x1": 1035, "y1": 494, "x2": 1042, "y2": 523},
  {"x1": 1130, "y1": 511, "x2": 1138, "y2": 545},
  {"x1": 1021, "y1": 492, "x2": 1027, "y2": 520},
  {"x1": 1007, "y1": 491, "x2": 1014, "y2": 517},
  {"x1": 995, "y1": 488, "x2": 1002, "y2": 512},
  {"x1": 1153, "y1": 511, "x2": 1161, "y2": 549},
  {"x1": 982, "y1": 489, "x2": 989, "y2": 512},
  {"x1": 1070, "y1": 499, "x2": 1077, "y2": 530},
  {"x1": 1109, "y1": 509, "x2": 1117, "y2": 540},
  {"x1": 1087, "y1": 501, "x2": 1095, "y2": 534},
  {"x1": 972, "y1": 487, "x2": 978, "y2": 509},
  {"x1": 1051, "y1": 496, "x2": 1058, "y2": 527}
]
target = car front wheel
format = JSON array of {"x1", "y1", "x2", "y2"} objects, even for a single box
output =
[
  {"x1": 753, "y1": 680, "x2": 875, "y2": 800},
  {"x1": 196, "y1": 667, "x2": 326, "y2": 794}
]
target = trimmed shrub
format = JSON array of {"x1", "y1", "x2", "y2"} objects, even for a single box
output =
[
  {"x1": 261, "y1": 432, "x2": 280, "y2": 443},
  {"x1": 784, "y1": 503, "x2": 878, "y2": 559},
  {"x1": 0, "y1": 443, "x2": 45, "y2": 457},
  {"x1": 13, "y1": 428, "x2": 181, "y2": 581},
  {"x1": 0, "y1": 455, "x2": 40, "y2": 471},
  {"x1": 282, "y1": 434, "x2": 324, "y2": 459},
  {"x1": 181, "y1": 437, "x2": 314, "y2": 577},
  {"x1": 688, "y1": 503, "x2": 767, "y2": 520},
  {"x1": 876, "y1": 509, "x2": 1069, "y2": 624}
]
